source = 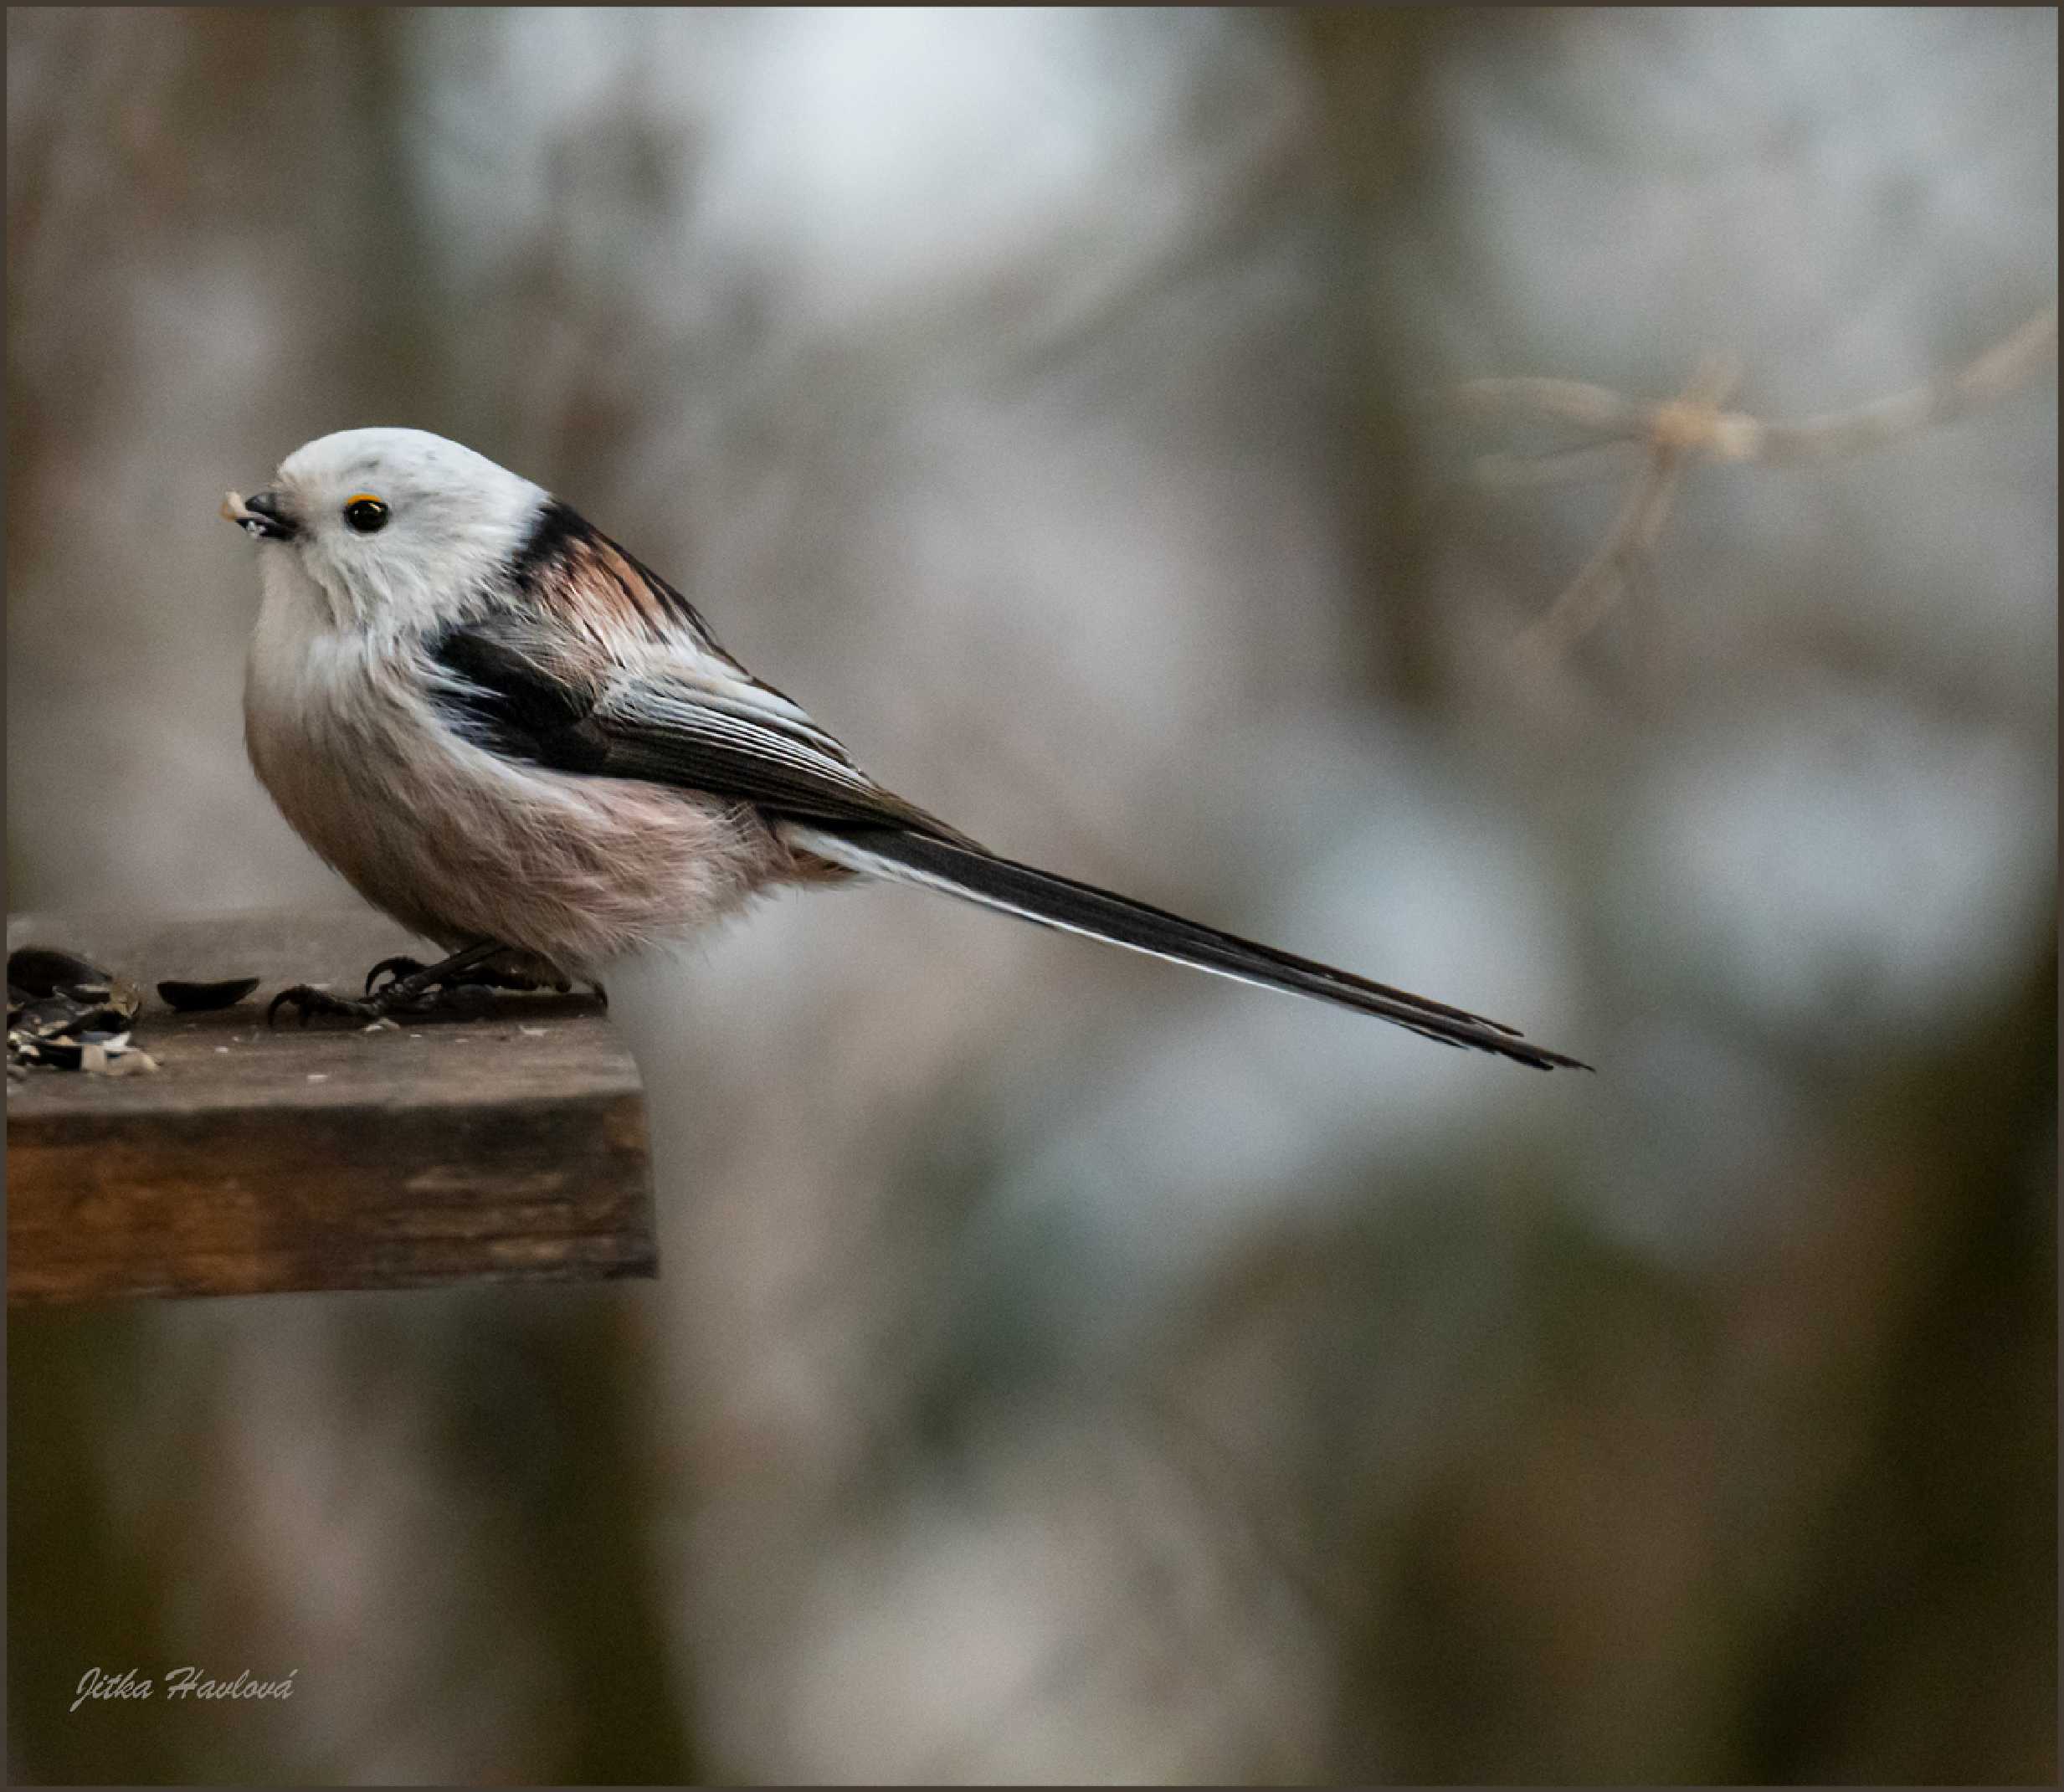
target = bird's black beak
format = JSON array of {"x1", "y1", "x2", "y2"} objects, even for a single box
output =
[{"x1": 220, "y1": 488, "x2": 298, "y2": 542}]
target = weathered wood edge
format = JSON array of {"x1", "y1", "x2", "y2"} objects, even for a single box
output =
[{"x1": 7, "y1": 910, "x2": 659, "y2": 1303}]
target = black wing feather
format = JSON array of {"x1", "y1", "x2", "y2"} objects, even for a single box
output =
[
  {"x1": 429, "y1": 626, "x2": 613, "y2": 773},
  {"x1": 786, "y1": 824, "x2": 1590, "y2": 1071},
  {"x1": 424, "y1": 619, "x2": 1587, "y2": 1071},
  {"x1": 425, "y1": 620, "x2": 955, "y2": 834}
]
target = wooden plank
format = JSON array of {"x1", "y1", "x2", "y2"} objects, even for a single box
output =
[{"x1": 7, "y1": 911, "x2": 656, "y2": 1303}]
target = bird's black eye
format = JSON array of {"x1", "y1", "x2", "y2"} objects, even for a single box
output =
[{"x1": 343, "y1": 495, "x2": 389, "y2": 534}]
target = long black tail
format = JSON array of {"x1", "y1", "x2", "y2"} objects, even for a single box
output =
[{"x1": 780, "y1": 822, "x2": 1589, "y2": 1071}]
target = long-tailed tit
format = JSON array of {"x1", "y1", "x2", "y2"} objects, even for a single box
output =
[{"x1": 224, "y1": 428, "x2": 1584, "y2": 1070}]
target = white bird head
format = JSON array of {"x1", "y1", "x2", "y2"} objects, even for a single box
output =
[{"x1": 223, "y1": 427, "x2": 547, "y2": 633}]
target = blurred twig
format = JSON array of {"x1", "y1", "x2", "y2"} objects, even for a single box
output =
[
  {"x1": 1457, "y1": 305, "x2": 2058, "y2": 655},
  {"x1": 1513, "y1": 355, "x2": 1738, "y2": 658}
]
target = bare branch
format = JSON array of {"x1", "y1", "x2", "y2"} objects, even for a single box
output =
[
  {"x1": 1749, "y1": 305, "x2": 2057, "y2": 462},
  {"x1": 1463, "y1": 305, "x2": 2056, "y2": 653},
  {"x1": 1453, "y1": 375, "x2": 1651, "y2": 435},
  {"x1": 1516, "y1": 356, "x2": 1736, "y2": 655}
]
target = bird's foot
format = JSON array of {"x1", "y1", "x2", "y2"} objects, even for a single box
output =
[
  {"x1": 266, "y1": 968, "x2": 471, "y2": 1028},
  {"x1": 267, "y1": 944, "x2": 564, "y2": 1029},
  {"x1": 266, "y1": 983, "x2": 408, "y2": 1027},
  {"x1": 362, "y1": 952, "x2": 567, "y2": 999}
]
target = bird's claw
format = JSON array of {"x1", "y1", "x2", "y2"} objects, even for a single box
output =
[
  {"x1": 270, "y1": 948, "x2": 568, "y2": 1029},
  {"x1": 366, "y1": 952, "x2": 558, "y2": 999},
  {"x1": 267, "y1": 968, "x2": 485, "y2": 1029},
  {"x1": 365, "y1": 954, "x2": 427, "y2": 996},
  {"x1": 267, "y1": 983, "x2": 385, "y2": 1028}
]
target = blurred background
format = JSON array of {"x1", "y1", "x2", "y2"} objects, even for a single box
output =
[{"x1": 7, "y1": 7, "x2": 2055, "y2": 1783}]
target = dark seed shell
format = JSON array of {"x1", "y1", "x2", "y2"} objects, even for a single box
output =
[
  {"x1": 17, "y1": 995, "x2": 95, "y2": 1035},
  {"x1": 157, "y1": 976, "x2": 260, "y2": 1013},
  {"x1": 59, "y1": 1005, "x2": 132, "y2": 1036},
  {"x1": 8, "y1": 946, "x2": 116, "y2": 999}
]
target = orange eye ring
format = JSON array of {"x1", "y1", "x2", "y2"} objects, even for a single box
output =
[{"x1": 343, "y1": 495, "x2": 390, "y2": 535}]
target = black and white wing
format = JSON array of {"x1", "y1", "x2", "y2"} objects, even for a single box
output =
[{"x1": 426, "y1": 518, "x2": 1588, "y2": 1071}]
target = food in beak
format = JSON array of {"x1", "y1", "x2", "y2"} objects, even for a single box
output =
[{"x1": 221, "y1": 489, "x2": 296, "y2": 541}]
